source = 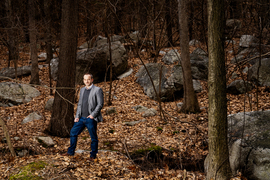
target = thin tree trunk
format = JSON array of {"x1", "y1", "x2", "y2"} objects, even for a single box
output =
[
  {"x1": 178, "y1": 0, "x2": 200, "y2": 113},
  {"x1": 165, "y1": 0, "x2": 173, "y2": 47},
  {"x1": 0, "y1": 117, "x2": 16, "y2": 157},
  {"x1": 47, "y1": 0, "x2": 78, "y2": 137},
  {"x1": 29, "y1": 0, "x2": 40, "y2": 85},
  {"x1": 44, "y1": 0, "x2": 53, "y2": 94},
  {"x1": 206, "y1": 0, "x2": 232, "y2": 178}
]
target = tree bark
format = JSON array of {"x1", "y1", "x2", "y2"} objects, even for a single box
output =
[
  {"x1": 44, "y1": 0, "x2": 53, "y2": 94},
  {"x1": 178, "y1": 0, "x2": 200, "y2": 113},
  {"x1": 165, "y1": 0, "x2": 173, "y2": 47},
  {"x1": 206, "y1": 0, "x2": 232, "y2": 179},
  {"x1": 47, "y1": 0, "x2": 78, "y2": 137},
  {"x1": 29, "y1": 0, "x2": 40, "y2": 85},
  {"x1": 0, "y1": 117, "x2": 16, "y2": 157}
]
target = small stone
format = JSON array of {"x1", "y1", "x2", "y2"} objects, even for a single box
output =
[
  {"x1": 14, "y1": 137, "x2": 20, "y2": 141},
  {"x1": 18, "y1": 149, "x2": 28, "y2": 157},
  {"x1": 106, "y1": 107, "x2": 117, "y2": 115}
]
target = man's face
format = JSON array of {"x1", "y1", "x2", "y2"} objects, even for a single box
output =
[{"x1": 83, "y1": 75, "x2": 93, "y2": 87}]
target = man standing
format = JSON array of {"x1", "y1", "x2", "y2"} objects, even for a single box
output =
[{"x1": 62, "y1": 73, "x2": 104, "y2": 161}]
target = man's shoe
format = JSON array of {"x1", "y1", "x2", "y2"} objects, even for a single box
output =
[
  {"x1": 61, "y1": 152, "x2": 73, "y2": 156},
  {"x1": 89, "y1": 157, "x2": 95, "y2": 162}
]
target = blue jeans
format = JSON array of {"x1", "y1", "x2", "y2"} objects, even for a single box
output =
[{"x1": 67, "y1": 117, "x2": 98, "y2": 158}]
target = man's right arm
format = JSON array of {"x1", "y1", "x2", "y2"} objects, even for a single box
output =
[{"x1": 75, "y1": 88, "x2": 83, "y2": 120}]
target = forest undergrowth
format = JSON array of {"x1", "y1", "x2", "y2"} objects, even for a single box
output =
[{"x1": 0, "y1": 40, "x2": 267, "y2": 179}]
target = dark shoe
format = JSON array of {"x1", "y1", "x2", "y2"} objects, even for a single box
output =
[
  {"x1": 89, "y1": 156, "x2": 96, "y2": 162},
  {"x1": 61, "y1": 152, "x2": 73, "y2": 156}
]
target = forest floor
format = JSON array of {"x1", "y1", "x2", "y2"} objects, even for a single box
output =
[{"x1": 0, "y1": 41, "x2": 267, "y2": 179}]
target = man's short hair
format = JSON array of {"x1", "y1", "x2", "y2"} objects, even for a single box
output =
[{"x1": 84, "y1": 73, "x2": 93, "y2": 79}]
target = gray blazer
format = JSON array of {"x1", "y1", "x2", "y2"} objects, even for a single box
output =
[{"x1": 75, "y1": 85, "x2": 104, "y2": 122}]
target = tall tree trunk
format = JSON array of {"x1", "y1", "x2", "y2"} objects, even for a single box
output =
[
  {"x1": 5, "y1": 0, "x2": 19, "y2": 71},
  {"x1": 165, "y1": 0, "x2": 173, "y2": 47},
  {"x1": 47, "y1": 0, "x2": 78, "y2": 137},
  {"x1": 86, "y1": 0, "x2": 92, "y2": 41},
  {"x1": 178, "y1": 0, "x2": 200, "y2": 113},
  {"x1": 29, "y1": 0, "x2": 40, "y2": 85},
  {"x1": 44, "y1": 0, "x2": 53, "y2": 94},
  {"x1": 206, "y1": 0, "x2": 232, "y2": 179},
  {"x1": 139, "y1": 1, "x2": 148, "y2": 37}
]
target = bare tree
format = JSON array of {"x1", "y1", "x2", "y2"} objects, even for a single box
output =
[
  {"x1": 47, "y1": 0, "x2": 78, "y2": 137},
  {"x1": 178, "y1": 0, "x2": 200, "y2": 113},
  {"x1": 29, "y1": 0, "x2": 39, "y2": 85},
  {"x1": 206, "y1": 0, "x2": 232, "y2": 179}
]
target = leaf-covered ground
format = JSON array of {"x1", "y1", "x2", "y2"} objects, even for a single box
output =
[{"x1": 0, "y1": 41, "x2": 267, "y2": 179}]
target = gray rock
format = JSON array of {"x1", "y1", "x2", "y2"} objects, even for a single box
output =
[
  {"x1": 239, "y1": 35, "x2": 259, "y2": 48},
  {"x1": 52, "y1": 41, "x2": 128, "y2": 84},
  {"x1": 231, "y1": 72, "x2": 238, "y2": 79},
  {"x1": 45, "y1": 98, "x2": 54, "y2": 111},
  {"x1": 106, "y1": 107, "x2": 117, "y2": 115},
  {"x1": 189, "y1": 39, "x2": 201, "y2": 46},
  {"x1": 0, "y1": 82, "x2": 40, "y2": 105},
  {"x1": 117, "y1": 68, "x2": 133, "y2": 79},
  {"x1": 227, "y1": 80, "x2": 254, "y2": 94},
  {"x1": 230, "y1": 54, "x2": 245, "y2": 64},
  {"x1": 50, "y1": 58, "x2": 59, "y2": 81},
  {"x1": 142, "y1": 108, "x2": 157, "y2": 117},
  {"x1": 247, "y1": 58, "x2": 270, "y2": 86},
  {"x1": 76, "y1": 41, "x2": 128, "y2": 84},
  {"x1": 159, "y1": 51, "x2": 166, "y2": 55},
  {"x1": 0, "y1": 66, "x2": 31, "y2": 79},
  {"x1": 126, "y1": 31, "x2": 140, "y2": 44},
  {"x1": 189, "y1": 54, "x2": 209, "y2": 80},
  {"x1": 227, "y1": 110, "x2": 270, "y2": 179},
  {"x1": 136, "y1": 63, "x2": 170, "y2": 101},
  {"x1": 132, "y1": 105, "x2": 149, "y2": 113},
  {"x1": 17, "y1": 150, "x2": 28, "y2": 157},
  {"x1": 177, "y1": 102, "x2": 183, "y2": 109},
  {"x1": 243, "y1": 67, "x2": 249, "y2": 73},
  {"x1": 161, "y1": 50, "x2": 180, "y2": 64},
  {"x1": 79, "y1": 41, "x2": 91, "y2": 49},
  {"x1": 14, "y1": 137, "x2": 20, "y2": 141},
  {"x1": 226, "y1": 40, "x2": 236, "y2": 45},
  {"x1": 36, "y1": 136, "x2": 55, "y2": 147},
  {"x1": 93, "y1": 35, "x2": 125, "y2": 47},
  {"x1": 124, "y1": 119, "x2": 146, "y2": 126},
  {"x1": 0, "y1": 103, "x2": 9, "y2": 107},
  {"x1": 193, "y1": 79, "x2": 203, "y2": 93},
  {"x1": 22, "y1": 112, "x2": 42, "y2": 124},
  {"x1": 191, "y1": 48, "x2": 207, "y2": 56}
]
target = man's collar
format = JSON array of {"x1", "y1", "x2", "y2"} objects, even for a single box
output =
[{"x1": 85, "y1": 84, "x2": 93, "y2": 90}]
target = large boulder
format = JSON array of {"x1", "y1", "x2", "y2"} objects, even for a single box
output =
[
  {"x1": 239, "y1": 35, "x2": 259, "y2": 48},
  {"x1": 189, "y1": 53, "x2": 208, "y2": 80},
  {"x1": 0, "y1": 82, "x2": 40, "y2": 106},
  {"x1": 230, "y1": 48, "x2": 260, "y2": 64},
  {"x1": 227, "y1": 79, "x2": 254, "y2": 94},
  {"x1": 136, "y1": 64, "x2": 203, "y2": 101},
  {"x1": 76, "y1": 41, "x2": 128, "y2": 84},
  {"x1": 161, "y1": 49, "x2": 180, "y2": 64},
  {"x1": 92, "y1": 35, "x2": 125, "y2": 48},
  {"x1": 227, "y1": 110, "x2": 270, "y2": 179},
  {"x1": 51, "y1": 41, "x2": 128, "y2": 84},
  {"x1": 136, "y1": 63, "x2": 172, "y2": 101},
  {"x1": 0, "y1": 66, "x2": 32, "y2": 79},
  {"x1": 247, "y1": 58, "x2": 270, "y2": 86}
]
